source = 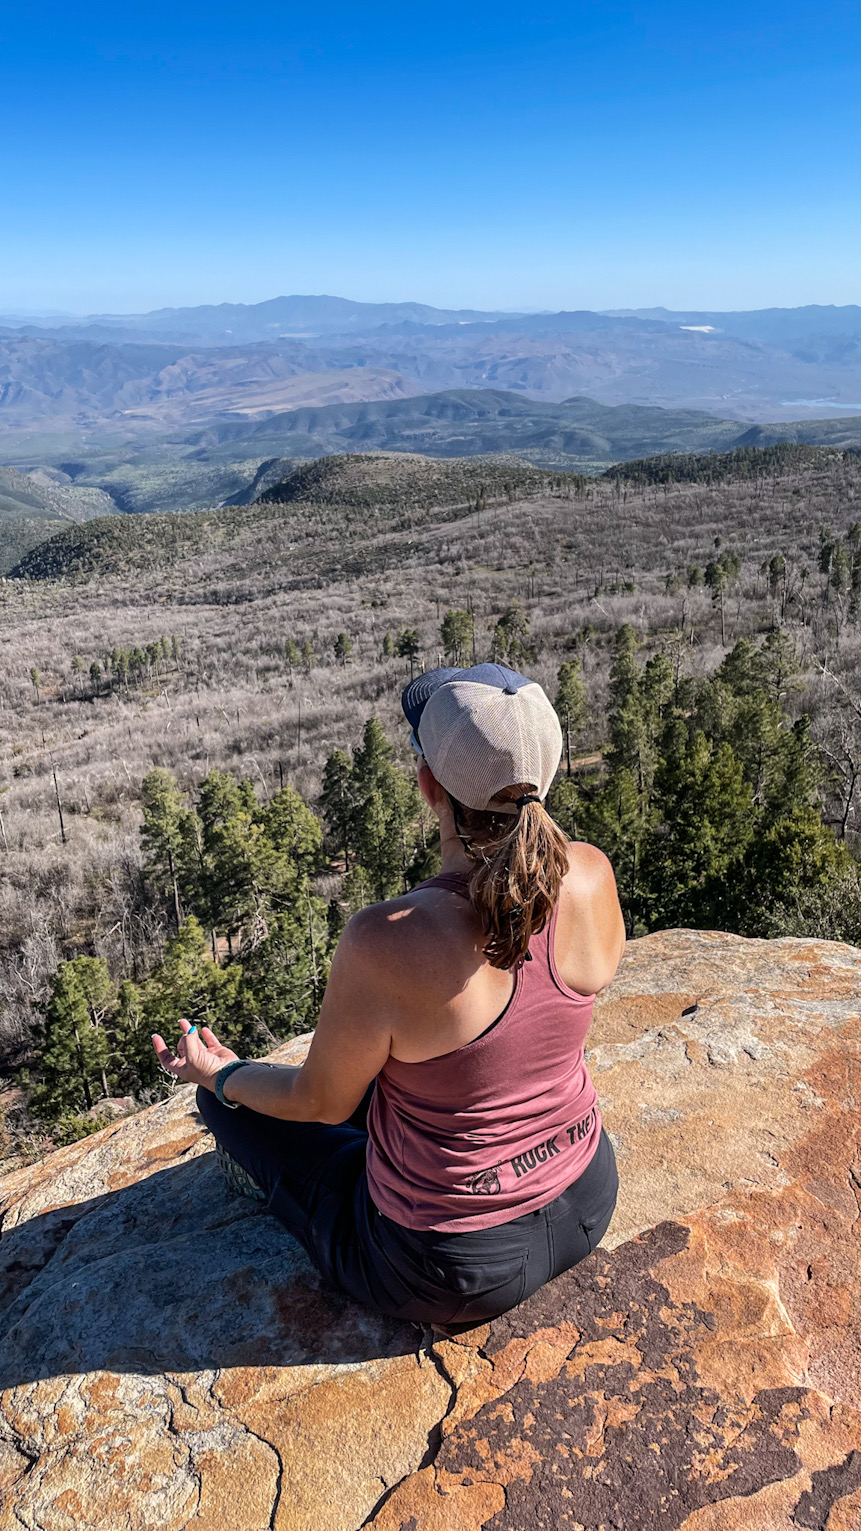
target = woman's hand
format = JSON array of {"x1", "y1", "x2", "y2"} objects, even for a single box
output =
[{"x1": 151, "y1": 1019, "x2": 239, "y2": 1090}]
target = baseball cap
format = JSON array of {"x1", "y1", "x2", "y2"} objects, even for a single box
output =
[{"x1": 401, "y1": 663, "x2": 563, "y2": 812}]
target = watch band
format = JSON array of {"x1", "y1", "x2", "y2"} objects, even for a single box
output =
[{"x1": 214, "y1": 1058, "x2": 252, "y2": 1108}]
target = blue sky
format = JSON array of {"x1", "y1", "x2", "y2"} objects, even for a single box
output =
[{"x1": 0, "y1": 0, "x2": 858, "y2": 313}]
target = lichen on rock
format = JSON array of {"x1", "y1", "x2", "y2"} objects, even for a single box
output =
[{"x1": 2, "y1": 931, "x2": 861, "y2": 1530}]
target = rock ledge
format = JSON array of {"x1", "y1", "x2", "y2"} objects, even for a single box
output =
[{"x1": 2, "y1": 929, "x2": 861, "y2": 1530}]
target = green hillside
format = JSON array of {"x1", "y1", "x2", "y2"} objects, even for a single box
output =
[
  {"x1": 255, "y1": 452, "x2": 567, "y2": 510},
  {"x1": 734, "y1": 417, "x2": 861, "y2": 450},
  {"x1": 0, "y1": 465, "x2": 118, "y2": 573},
  {"x1": 8, "y1": 451, "x2": 577, "y2": 583},
  {"x1": 602, "y1": 442, "x2": 847, "y2": 485},
  {"x1": 202, "y1": 388, "x2": 746, "y2": 466}
]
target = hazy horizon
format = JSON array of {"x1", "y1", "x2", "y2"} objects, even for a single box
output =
[{"x1": 2, "y1": 294, "x2": 859, "y2": 324}]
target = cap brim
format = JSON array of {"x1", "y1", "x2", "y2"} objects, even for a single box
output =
[{"x1": 401, "y1": 668, "x2": 463, "y2": 732}]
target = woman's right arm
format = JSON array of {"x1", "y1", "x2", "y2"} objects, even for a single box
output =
[{"x1": 555, "y1": 842, "x2": 627, "y2": 996}]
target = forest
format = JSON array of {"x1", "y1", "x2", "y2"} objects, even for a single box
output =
[{"x1": 2, "y1": 444, "x2": 861, "y2": 1164}]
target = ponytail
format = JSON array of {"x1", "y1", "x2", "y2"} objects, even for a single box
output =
[{"x1": 450, "y1": 795, "x2": 570, "y2": 970}]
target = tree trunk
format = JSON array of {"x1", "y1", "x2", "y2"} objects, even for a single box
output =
[
  {"x1": 74, "y1": 1025, "x2": 93, "y2": 1111},
  {"x1": 840, "y1": 765, "x2": 859, "y2": 838},
  {"x1": 306, "y1": 890, "x2": 319, "y2": 1007},
  {"x1": 167, "y1": 845, "x2": 182, "y2": 934},
  {"x1": 51, "y1": 757, "x2": 67, "y2": 846}
]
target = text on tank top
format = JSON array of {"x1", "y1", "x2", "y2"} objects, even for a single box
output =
[{"x1": 365, "y1": 871, "x2": 601, "y2": 1232}]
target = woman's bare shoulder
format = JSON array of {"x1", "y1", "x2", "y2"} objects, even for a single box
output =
[
  {"x1": 562, "y1": 840, "x2": 619, "y2": 898},
  {"x1": 339, "y1": 889, "x2": 452, "y2": 976}
]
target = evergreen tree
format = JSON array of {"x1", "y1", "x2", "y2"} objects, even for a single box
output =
[
  {"x1": 320, "y1": 749, "x2": 357, "y2": 867},
  {"x1": 196, "y1": 771, "x2": 260, "y2": 946},
  {"x1": 645, "y1": 731, "x2": 754, "y2": 929},
  {"x1": 333, "y1": 632, "x2": 353, "y2": 666},
  {"x1": 441, "y1": 609, "x2": 474, "y2": 666},
  {"x1": 491, "y1": 603, "x2": 531, "y2": 667},
  {"x1": 350, "y1": 719, "x2": 426, "y2": 899},
  {"x1": 32, "y1": 958, "x2": 117, "y2": 1120},
  {"x1": 554, "y1": 659, "x2": 588, "y2": 776},
  {"x1": 396, "y1": 628, "x2": 422, "y2": 679},
  {"x1": 743, "y1": 807, "x2": 854, "y2": 932},
  {"x1": 140, "y1": 769, "x2": 199, "y2": 933},
  {"x1": 705, "y1": 560, "x2": 728, "y2": 644},
  {"x1": 127, "y1": 916, "x2": 249, "y2": 1057}
]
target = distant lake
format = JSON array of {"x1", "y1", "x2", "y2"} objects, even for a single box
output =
[{"x1": 781, "y1": 399, "x2": 861, "y2": 411}]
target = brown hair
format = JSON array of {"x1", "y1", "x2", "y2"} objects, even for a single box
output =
[{"x1": 449, "y1": 791, "x2": 570, "y2": 970}]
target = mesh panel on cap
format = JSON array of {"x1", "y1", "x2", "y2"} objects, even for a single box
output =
[{"x1": 419, "y1": 680, "x2": 562, "y2": 809}]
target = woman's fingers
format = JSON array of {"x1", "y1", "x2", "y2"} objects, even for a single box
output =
[
  {"x1": 151, "y1": 1020, "x2": 218, "y2": 1083},
  {"x1": 151, "y1": 1033, "x2": 180, "y2": 1073}
]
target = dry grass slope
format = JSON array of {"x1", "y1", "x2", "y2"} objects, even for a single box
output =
[{"x1": 2, "y1": 443, "x2": 861, "y2": 1148}]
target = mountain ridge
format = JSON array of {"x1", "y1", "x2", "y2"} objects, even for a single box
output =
[{"x1": 1, "y1": 297, "x2": 860, "y2": 441}]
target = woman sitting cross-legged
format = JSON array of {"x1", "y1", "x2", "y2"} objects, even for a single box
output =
[{"x1": 152, "y1": 663, "x2": 626, "y2": 1326}]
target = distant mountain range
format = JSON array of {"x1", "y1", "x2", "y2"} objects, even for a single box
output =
[
  {"x1": 0, "y1": 295, "x2": 510, "y2": 344},
  {"x1": 0, "y1": 297, "x2": 859, "y2": 443},
  {"x1": 209, "y1": 390, "x2": 861, "y2": 481}
]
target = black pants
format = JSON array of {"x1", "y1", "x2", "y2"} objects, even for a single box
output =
[{"x1": 197, "y1": 1085, "x2": 619, "y2": 1326}]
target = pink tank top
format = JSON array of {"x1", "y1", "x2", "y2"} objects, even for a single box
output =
[{"x1": 366, "y1": 872, "x2": 601, "y2": 1232}]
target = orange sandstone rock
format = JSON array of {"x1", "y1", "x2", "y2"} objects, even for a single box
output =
[{"x1": 2, "y1": 933, "x2": 861, "y2": 1530}]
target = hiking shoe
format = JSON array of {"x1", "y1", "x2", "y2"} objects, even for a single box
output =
[{"x1": 216, "y1": 1143, "x2": 267, "y2": 1203}]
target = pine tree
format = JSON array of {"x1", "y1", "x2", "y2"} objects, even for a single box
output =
[
  {"x1": 705, "y1": 560, "x2": 729, "y2": 644},
  {"x1": 645, "y1": 731, "x2": 754, "y2": 929},
  {"x1": 491, "y1": 604, "x2": 531, "y2": 667},
  {"x1": 32, "y1": 958, "x2": 118, "y2": 1120},
  {"x1": 129, "y1": 916, "x2": 248, "y2": 1058},
  {"x1": 333, "y1": 632, "x2": 353, "y2": 666},
  {"x1": 554, "y1": 659, "x2": 588, "y2": 776},
  {"x1": 350, "y1": 719, "x2": 425, "y2": 899},
  {"x1": 396, "y1": 629, "x2": 421, "y2": 679},
  {"x1": 196, "y1": 771, "x2": 260, "y2": 947},
  {"x1": 140, "y1": 769, "x2": 199, "y2": 933},
  {"x1": 320, "y1": 749, "x2": 357, "y2": 868},
  {"x1": 441, "y1": 609, "x2": 474, "y2": 666}
]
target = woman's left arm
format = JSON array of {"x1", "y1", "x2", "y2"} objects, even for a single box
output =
[{"x1": 151, "y1": 910, "x2": 394, "y2": 1124}]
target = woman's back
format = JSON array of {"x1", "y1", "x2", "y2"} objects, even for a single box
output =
[
  {"x1": 171, "y1": 662, "x2": 625, "y2": 1328},
  {"x1": 365, "y1": 862, "x2": 605, "y2": 1232}
]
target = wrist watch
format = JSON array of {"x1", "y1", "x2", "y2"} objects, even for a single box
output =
[{"x1": 214, "y1": 1058, "x2": 252, "y2": 1108}]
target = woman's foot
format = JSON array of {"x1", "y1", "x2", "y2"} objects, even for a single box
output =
[{"x1": 216, "y1": 1143, "x2": 267, "y2": 1203}]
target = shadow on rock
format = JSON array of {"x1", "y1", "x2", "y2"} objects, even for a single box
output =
[{"x1": 0, "y1": 1147, "x2": 419, "y2": 1389}]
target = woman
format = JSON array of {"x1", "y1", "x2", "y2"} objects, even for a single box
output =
[{"x1": 153, "y1": 662, "x2": 625, "y2": 1325}]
